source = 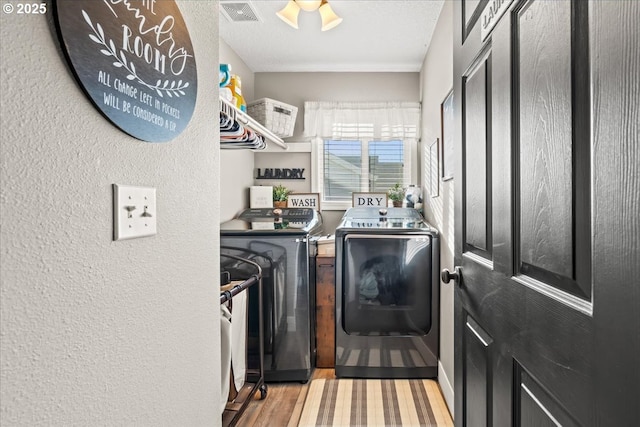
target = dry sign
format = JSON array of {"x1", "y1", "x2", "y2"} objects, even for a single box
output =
[
  {"x1": 352, "y1": 193, "x2": 388, "y2": 207},
  {"x1": 54, "y1": 0, "x2": 197, "y2": 142}
]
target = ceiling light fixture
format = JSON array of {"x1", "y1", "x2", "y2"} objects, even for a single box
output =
[
  {"x1": 297, "y1": 0, "x2": 322, "y2": 12},
  {"x1": 319, "y1": 0, "x2": 343, "y2": 31},
  {"x1": 276, "y1": 0, "x2": 342, "y2": 31},
  {"x1": 276, "y1": 1, "x2": 300, "y2": 29}
]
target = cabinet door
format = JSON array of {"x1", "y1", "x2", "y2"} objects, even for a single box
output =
[{"x1": 316, "y1": 257, "x2": 335, "y2": 368}]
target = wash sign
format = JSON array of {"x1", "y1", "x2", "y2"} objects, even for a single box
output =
[{"x1": 288, "y1": 193, "x2": 320, "y2": 210}]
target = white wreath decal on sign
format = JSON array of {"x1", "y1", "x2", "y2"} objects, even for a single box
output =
[{"x1": 82, "y1": 10, "x2": 189, "y2": 98}]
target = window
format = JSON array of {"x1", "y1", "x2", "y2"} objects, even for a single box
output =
[
  {"x1": 305, "y1": 101, "x2": 421, "y2": 209},
  {"x1": 322, "y1": 139, "x2": 410, "y2": 203}
]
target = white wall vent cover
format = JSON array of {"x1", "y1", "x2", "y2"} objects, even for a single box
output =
[{"x1": 220, "y1": 2, "x2": 261, "y2": 23}]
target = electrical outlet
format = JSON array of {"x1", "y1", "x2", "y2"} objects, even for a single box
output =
[{"x1": 113, "y1": 184, "x2": 157, "y2": 241}]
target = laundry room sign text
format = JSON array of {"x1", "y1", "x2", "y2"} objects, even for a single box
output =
[
  {"x1": 256, "y1": 168, "x2": 305, "y2": 180},
  {"x1": 481, "y1": 0, "x2": 514, "y2": 41},
  {"x1": 54, "y1": 0, "x2": 198, "y2": 142}
]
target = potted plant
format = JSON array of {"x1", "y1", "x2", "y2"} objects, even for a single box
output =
[
  {"x1": 387, "y1": 183, "x2": 405, "y2": 207},
  {"x1": 273, "y1": 184, "x2": 290, "y2": 208}
]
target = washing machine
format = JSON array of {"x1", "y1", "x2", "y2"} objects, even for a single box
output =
[
  {"x1": 335, "y1": 207, "x2": 439, "y2": 378},
  {"x1": 220, "y1": 207, "x2": 321, "y2": 383}
]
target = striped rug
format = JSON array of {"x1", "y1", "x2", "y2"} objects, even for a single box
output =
[{"x1": 298, "y1": 379, "x2": 453, "y2": 426}]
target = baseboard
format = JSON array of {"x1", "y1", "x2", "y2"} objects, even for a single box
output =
[{"x1": 438, "y1": 361, "x2": 455, "y2": 420}]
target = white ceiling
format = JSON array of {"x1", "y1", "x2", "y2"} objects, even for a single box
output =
[{"x1": 219, "y1": 0, "x2": 445, "y2": 72}]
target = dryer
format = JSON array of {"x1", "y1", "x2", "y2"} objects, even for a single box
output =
[{"x1": 335, "y1": 207, "x2": 439, "y2": 378}]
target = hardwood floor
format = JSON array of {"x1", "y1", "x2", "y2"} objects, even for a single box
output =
[
  {"x1": 233, "y1": 369, "x2": 453, "y2": 426},
  {"x1": 232, "y1": 369, "x2": 333, "y2": 427}
]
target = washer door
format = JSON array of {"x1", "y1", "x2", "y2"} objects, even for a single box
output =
[{"x1": 342, "y1": 234, "x2": 432, "y2": 335}]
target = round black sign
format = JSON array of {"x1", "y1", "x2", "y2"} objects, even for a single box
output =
[{"x1": 54, "y1": 0, "x2": 198, "y2": 142}]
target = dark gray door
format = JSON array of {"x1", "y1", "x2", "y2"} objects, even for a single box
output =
[{"x1": 450, "y1": 1, "x2": 639, "y2": 425}]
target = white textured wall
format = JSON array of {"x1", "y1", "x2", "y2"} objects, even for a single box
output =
[
  {"x1": 220, "y1": 39, "x2": 255, "y2": 102},
  {"x1": 0, "y1": 2, "x2": 221, "y2": 425},
  {"x1": 219, "y1": 39, "x2": 255, "y2": 221},
  {"x1": 419, "y1": 0, "x2": 455, "y2": 416}
]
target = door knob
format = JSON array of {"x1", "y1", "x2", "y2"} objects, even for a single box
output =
[{"x1": 441, "y1": 266, "x2": 462, "y2": 285}]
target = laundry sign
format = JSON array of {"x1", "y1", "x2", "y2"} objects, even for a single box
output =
[
  {"x1": 256, "y1": 168, "x2": 305, "y2": 180},
  {"x1": 481, "y1": 0, "x2": 515, "y2": 41},
  {"x1": 54, "y1": 0, "x2": 197, "y2": 142}
]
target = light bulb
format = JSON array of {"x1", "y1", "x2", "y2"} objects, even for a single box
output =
[{"x1": 296, "y1": 0, "x2": 322, "y2": 12}]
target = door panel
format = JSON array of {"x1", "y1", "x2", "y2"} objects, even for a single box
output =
[
  {"x1": 464, "y1": 57, "x2": 492, "y2": 259},
  {"x1": 517, "y1": 0, "x2": 573, "y2": 280},
  {"x1": 463, "y1": 0, "x2": 488, "y2": 42},
  {"x1": 464, "y1": 316, "x2": 493, "y2": 427},
  {"x1": 453, "y1": 0, "x2": 639, "y2": 425},
  {"x1": 515, "y1": 0, "x2": 592, "y2": 300},
  {"x1": 516, "y1": 366, "x2": 580, "y2": 427}
]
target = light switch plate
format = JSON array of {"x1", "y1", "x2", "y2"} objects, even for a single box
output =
[{"x1": 113, "y1": 184, "x2": 157, "y2": 241}]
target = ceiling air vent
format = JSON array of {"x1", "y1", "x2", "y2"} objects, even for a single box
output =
[{"x1": 220, "y1": 2, "x2": 261, "y2": 23}]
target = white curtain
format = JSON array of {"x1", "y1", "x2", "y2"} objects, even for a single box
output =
[{"x1": 303, "y1": 101, "x2": 421, "y2": 141}]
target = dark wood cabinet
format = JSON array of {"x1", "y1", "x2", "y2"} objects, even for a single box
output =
[{"x1": 315, "y1": 257, "x2": 335, "y2": 368}]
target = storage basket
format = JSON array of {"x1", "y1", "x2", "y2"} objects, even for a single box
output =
[{"x1": 247, "y1": 98, "x2": 298, "y2": 138}]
